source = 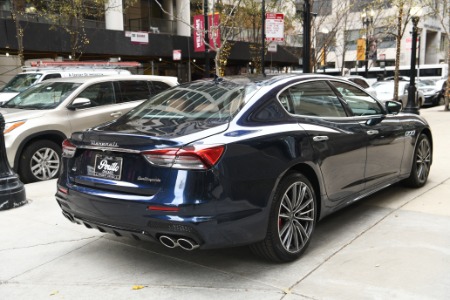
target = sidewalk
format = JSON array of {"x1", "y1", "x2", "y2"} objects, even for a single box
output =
[{"x1": 1, "y1": 106, "x2": 449, "y2": 300}]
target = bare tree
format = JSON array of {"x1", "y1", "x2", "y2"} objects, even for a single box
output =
[
  {"x1": 155, "y1": 0, "x2": 248, "y2": 77},
  {"x1": 311, "y1": 0, "x2": 354, "y2": 73},
  {"x1": 28, "y1": 0, "x2": 136, "y2": 60},
  {"x1": 422, "y1": 0, "x2": 449, "y2": 110},
  {"x1": 373, "y1": 0, "x2": 425, "y2": 100},
  {"x1": 9, "y1": 0, "x2": 27, "y2": 66}
]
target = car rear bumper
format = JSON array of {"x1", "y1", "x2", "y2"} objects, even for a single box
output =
[{"x1": 55, "y1": 187, "x2": 268, "y2": 250}]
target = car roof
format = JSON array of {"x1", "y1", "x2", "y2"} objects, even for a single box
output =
[
  {"x1": 191, "y1": 74, "x2": 342, "y2": 86},
  {"x1": 41, "y1": 74, "x2": 179, "y2": 85}
]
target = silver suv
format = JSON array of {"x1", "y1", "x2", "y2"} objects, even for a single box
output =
[{"x1": 1, "y1": 75, "x2": 178, "y2": 183}]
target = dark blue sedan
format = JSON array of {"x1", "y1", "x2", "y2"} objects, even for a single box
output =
[{"x1": 56, "y1": 74, "x2": 432, "y2": 262}]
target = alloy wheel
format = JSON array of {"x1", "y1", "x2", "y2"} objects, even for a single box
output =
[
  {"x1": 30, "y1": 147, "x2": 60, "y2": 181},
  {"x1": 278, "y1": 181, "x2": 315, "y2": 253},
  {"x1": 415, "y1": 137, "x2": 431, "y2": 184}
]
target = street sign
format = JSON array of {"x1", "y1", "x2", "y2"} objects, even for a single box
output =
[
  {"x1": 357, "y1": 38, "x2": 366, "y2": 61},
  {"x1": 173, "y1": 50, "x2": 181, "y2": 61},
  {"x1": 265, "y1": 13, "x2": 284, "y2": 42},
  {"x1": 130, "y1": 32, "x2": 148, "y2": 44},
  {"x1": 193, "y1": 15, "x2": 205, "y2": 52},
  {"x1": 268, "y1": 43, "x2": 277, "y2": 52}
]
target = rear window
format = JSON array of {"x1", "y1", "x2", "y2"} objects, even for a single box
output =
[{"x1": 121, "y1": 80, "x2": 259, "y2": 125}]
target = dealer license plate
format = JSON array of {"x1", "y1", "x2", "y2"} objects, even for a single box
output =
[{"x1": 93, "y1": 154, "x2": 123, "y2": 180}]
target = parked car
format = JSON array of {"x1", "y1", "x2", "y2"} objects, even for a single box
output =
[
  {"x1": 0, "y1": 63, "x2": 135, "y2": 105},
  {"x1": 415, "y1": 80, "x2": 445, "y2": 106},
  {"x1": 341, "y1": 75, "x2": 377, "y2": 98},
  {"x1": 56, "y1": 74, "x2": 432, "y2": 262},
  {"x1": 372, "y1": 81, "x2": 425, "y2": 107},
  {"x1": 1, "y1": 75, "x2": 178, "y2": 183}
]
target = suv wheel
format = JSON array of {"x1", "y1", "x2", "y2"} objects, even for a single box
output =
[{"x1": 19, "y1": 140, "x2": 61, "y2": 183}]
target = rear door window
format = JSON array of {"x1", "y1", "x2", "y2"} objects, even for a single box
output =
[{"x1": 117, "y1": 80, "x2": 151, "y2": 103}]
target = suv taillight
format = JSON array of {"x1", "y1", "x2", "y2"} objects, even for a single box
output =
[
  {"x1": 142, "y1": 145, "x2": 225, "y2": 170},
  {"x1": 62, "y1": 139, "x2": 77, "y2": 158}
]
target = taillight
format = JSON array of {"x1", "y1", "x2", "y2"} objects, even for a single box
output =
[
  {"x1": 62, "y1": 139, "x2": 77, "y2": 158},
  {"x1": 142, "y1": 145, "x2": 225, "y2": 170}
]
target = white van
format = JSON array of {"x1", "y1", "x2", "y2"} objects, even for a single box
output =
[{"x1": 0, "y1": 61, "x2": 137, "y2": 104}]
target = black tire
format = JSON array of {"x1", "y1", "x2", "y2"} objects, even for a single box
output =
[
  {"x1": 19, "y1": 140, "x2": 61, "y2": 183},
  {"x1": 250, "y1": 173, "x2": 317, "y2": 263},
  {"x1": 437, "y1": 95, "x2": 445, "y2": 106},
  {"x1": 402, "y1": 134, "x2": 431, "y2": 188}
]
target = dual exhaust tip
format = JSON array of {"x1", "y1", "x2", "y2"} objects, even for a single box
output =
[{"x1": 159, "y1": 235, "x2": 199, "y2": 251}]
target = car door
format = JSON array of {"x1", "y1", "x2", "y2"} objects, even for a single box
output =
[
  {"x1": 331, "y1": 80, "x2": 405, "y2": 190},
  {"x1": 67, "y1": 81, "x2": 124, "y2": 132},
  {"x1": 279, "y1": 80, "x2": 367, "y2": 203}
]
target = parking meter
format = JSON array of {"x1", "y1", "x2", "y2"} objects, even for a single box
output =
[{"x1": 0, "y1": 113, "x2": 26, "y2": 210}]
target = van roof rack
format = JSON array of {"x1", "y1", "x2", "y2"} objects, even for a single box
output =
[{"x1": 23, "y1": 61, "x2": 141, "y2": 71}]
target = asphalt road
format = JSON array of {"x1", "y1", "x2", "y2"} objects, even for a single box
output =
[{"x1": 1, "y1": 105, "x2": 449, "y2": 300}]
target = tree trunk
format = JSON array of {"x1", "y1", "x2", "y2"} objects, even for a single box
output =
[
  {"x1": 445, "y1": 2, "x2": 450, "y2": 111},
  {"x1": 11, "y1": 1, "x2": 25, "y2": 66},
  {"x1": 393, "y1": 2, "x2": 404, "y2": 101}
]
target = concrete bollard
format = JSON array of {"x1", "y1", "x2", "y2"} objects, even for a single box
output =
[{"x1": 0, "y1": 112, "x2": 27, "y2": 210}]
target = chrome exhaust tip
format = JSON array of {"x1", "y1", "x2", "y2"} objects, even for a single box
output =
[
  {"x1": 159, "y1": 235, "x2": 178, "y2": 248},
  {"x1": 177, "y1": 238, "x2": 200, "y2": 251}
]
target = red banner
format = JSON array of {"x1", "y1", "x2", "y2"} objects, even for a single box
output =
[
  {"x1": 208, "y1": 14, "x2": 221, "y2": 51},
  {"x1": 193, "y1": 15, "x2": 205, "y2": 52}
]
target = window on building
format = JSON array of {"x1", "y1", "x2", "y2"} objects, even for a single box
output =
[
  {"x1": 350, "y1": 0, "x2": 391, "y2": 12},
  {"x1": 441, "y1": 34, "x2": 447, "y2": 52},
  {"x1": 313, "y1": 0, "x2": 332, "y2": 16},
  {"x1": 373, "y1": 27, "x2": 396, "y2": 49},
  {"x1": 344, "y1": 29, "x2": 360, "y2": 50},
  {"x1": 0, "y1": 0, "x2": 11, "y2": 11}
]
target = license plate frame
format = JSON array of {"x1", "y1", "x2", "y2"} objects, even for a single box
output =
[{"x1": 93, "y1": 154, "x2": 123, "y2": 180}]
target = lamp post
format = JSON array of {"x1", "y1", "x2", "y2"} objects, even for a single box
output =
[
  {"x1": 403, "y1": 7, "x2": 421, "y2": 115},
  {"x1": 0, "y1": 113, "x2": 27, "y2": 211},
  {"x1": 361, "y1": 10, "x2": 374, "y2": 78},
  {"x1": 295, "y1": 0, "x2": 312, "y2": 73}
]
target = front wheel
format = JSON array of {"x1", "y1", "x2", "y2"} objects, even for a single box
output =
[
  {"x1": 250, "y1": 173, "x2": 317, "y2": 262},
  {"x1": 436, "y1": 95, "x2": 445, "y2": 106},
  {"x1": 19, "y1": 140, "x2": 61, "y2": 183},
  {"x1": 402, "y1": 134, "x2": 431, "y2": 188}
]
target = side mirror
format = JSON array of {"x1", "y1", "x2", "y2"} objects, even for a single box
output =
[
  {"x1": 68, "y1": 97, "x2": 91, "y2": 110},
  {"x1": 385, "y1": 100, "x2": 402, "y2": 115}
]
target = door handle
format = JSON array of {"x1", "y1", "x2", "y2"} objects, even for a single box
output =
[
  {"x1": 110, "y1": 111, "x2": 122, "y2": 118},
  {"x1": 367, "y1": 130, "x2": 379, "y2": 135},
  {"x1": 313, "y1": 136, "x2": 329, "y2": 142}
]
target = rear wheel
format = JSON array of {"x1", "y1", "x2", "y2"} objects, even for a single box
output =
[
  {"x1": 402, "y1": 134, "x2": 431, "y2": 188},
  {"x1": 250, "y1": 173, "x2": 317, "y2": 262},
  {"x1": 19, "y1": 140, "x2": 61, "y2": 183}
]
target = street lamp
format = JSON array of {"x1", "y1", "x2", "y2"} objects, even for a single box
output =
[
  {"x1": 361, "y1": 9, "x2": 374, "y2": 78},
  {"x1": 0, "y1": 113, "x2": 26, "y2": 211},
  {"x1": 295, "y1": 0, "x2": 312, "y2": 73},
  {"x1": 403, "y1": 7, "x2": 422, "y2": 115}
]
